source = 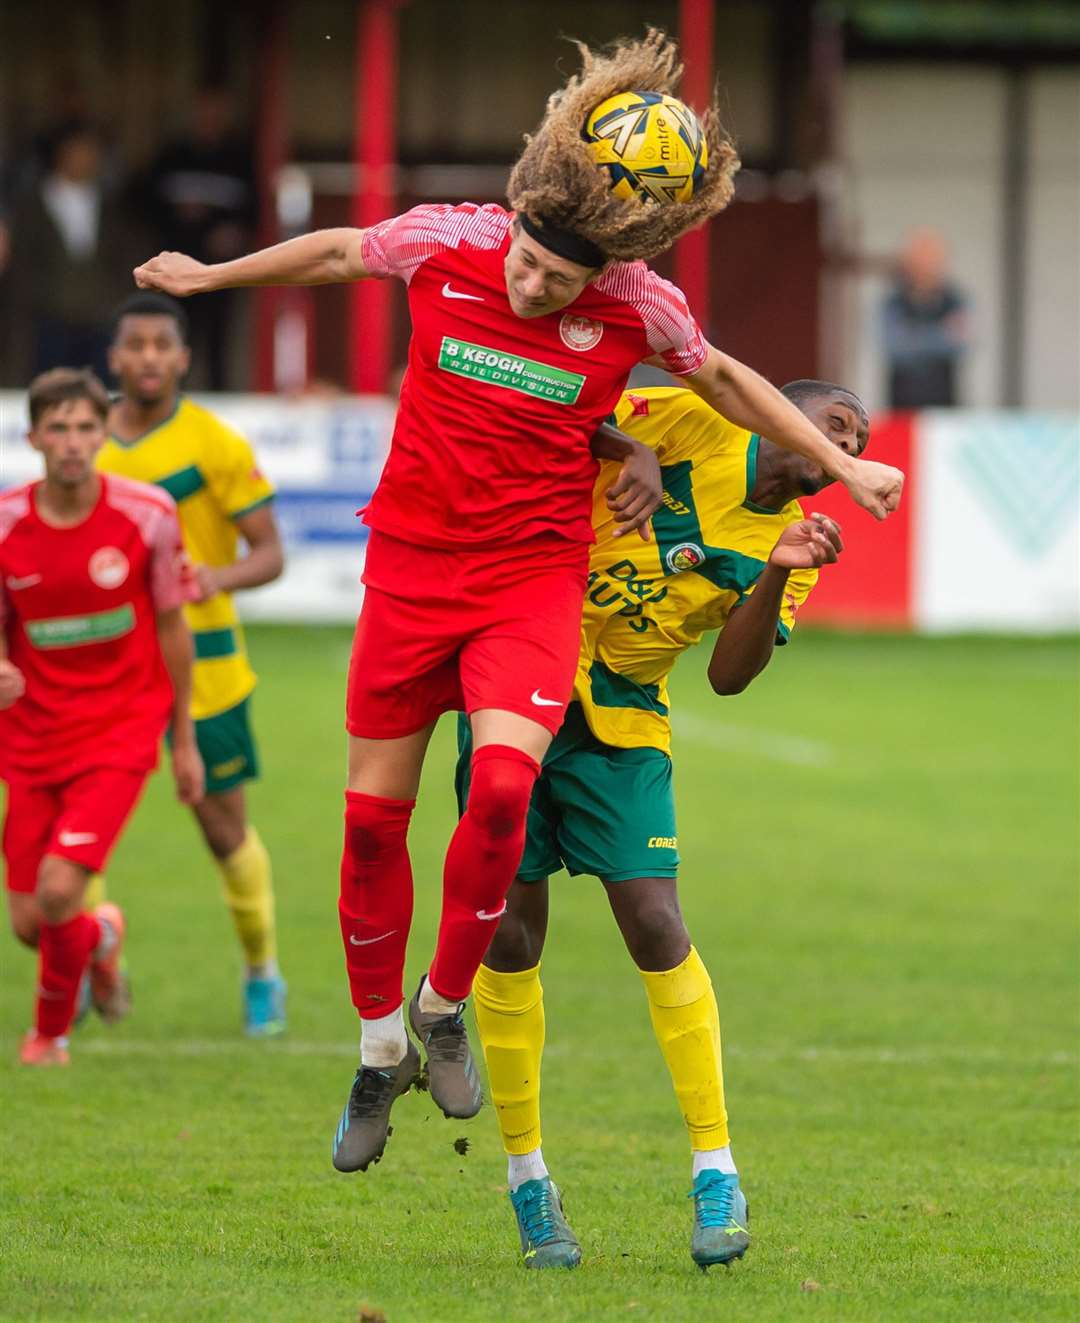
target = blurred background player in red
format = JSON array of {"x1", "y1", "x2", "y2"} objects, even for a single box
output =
[
  {"x1": 0, "y1": 368, "x2": 203, "y2": 1066},
  {"x1": 132, "y1": 31, "x2": 903, "y2": 1171}
]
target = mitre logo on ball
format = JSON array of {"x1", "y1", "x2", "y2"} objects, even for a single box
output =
[
  {"x1": 665, "y1": 542, "x2": 705, "y2": 573},
  {"x1": 88, "y1": 546, "x2": 130, "y2": 589},
  {"x1": 559, "y1": 314, "x2": 604, "y2": 352}
]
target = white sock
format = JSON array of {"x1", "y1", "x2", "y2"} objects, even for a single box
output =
[
  {"x1": 507, "y1": 1147, "x2": 549, "y2": 1192},
  {"x1": 418, "y1": 973, "x2": 462, "y2": 1017},
  {"x1": 360, "y1": 1006, "x2": 408, "y2": 1068},
  {"x1": 246, "y1": 961, "x2": 279, "y2": 980},
  {"x1": 692, "y1": 1146, "x2": 738, "y2": 1178}
]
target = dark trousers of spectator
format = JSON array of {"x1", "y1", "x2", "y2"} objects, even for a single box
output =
[{"x1": 33, "y1": 318, "x2": 111, "y2": 384}]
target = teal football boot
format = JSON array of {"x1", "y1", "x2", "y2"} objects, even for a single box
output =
[
  {"x1": 690, "y1": 1169, "x2": 750, "y2": 1269},
  {"x1": 243, "y1": 973, "x2": 287, "y2": 1037},
  {"x1": 509, "y1": 1177, "x2": 582, "y2": 1269}
]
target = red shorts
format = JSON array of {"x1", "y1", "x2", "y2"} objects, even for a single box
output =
[
  {"x1": 347, "y1": 530, "x2": 590, "y2": 739},
  {"x1": 3, "y1": 767, "x2": 149, "y2": 893}
]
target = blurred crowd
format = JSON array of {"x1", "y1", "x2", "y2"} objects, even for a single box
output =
[
  {"x1": 0, "y1": 88, "x2": 256, "y2": 392},
  {"x1": 0, "y1": 90, "x2": 972, "y2": 407}
]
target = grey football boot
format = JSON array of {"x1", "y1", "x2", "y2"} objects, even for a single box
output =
[
  {"x1": 331, "y1": 1039, "x2": 420, "y2": 1172},
  {"x1": 408, "y1": 978, "x2": 483, "y2": 1119}
]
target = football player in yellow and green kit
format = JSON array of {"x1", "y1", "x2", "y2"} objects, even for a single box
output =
[
  {"x1": 97, "y1": 292, "x2": 287, "y2": 1035},
  {"x1": 459, "y1": 379, "x2": 869, "y2": 1270}
]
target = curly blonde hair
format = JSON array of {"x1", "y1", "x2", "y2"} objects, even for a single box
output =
[{"x1": 507, "y1": 28, "x2": 739, "y2": 264}]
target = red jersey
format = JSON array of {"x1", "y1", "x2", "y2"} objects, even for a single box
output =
[
  {"x1": 0, "y1": 474, "x2": 187, "y2": 785},
  {"x1": 360, "y1": 203, "x2": 707, "y2": 549}
]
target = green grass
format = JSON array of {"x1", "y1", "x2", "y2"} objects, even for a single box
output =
[{"x1": 2, "y1": 628, "x2": 1078, "y2": 1322}]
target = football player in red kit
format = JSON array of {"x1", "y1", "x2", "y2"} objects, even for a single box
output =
[
  {"x1": 133, "y1": 32, "x2": 903, "y2": 1169},
  {"x1": 0, "y1": 368, "x2": 203, "y2": 1066}
]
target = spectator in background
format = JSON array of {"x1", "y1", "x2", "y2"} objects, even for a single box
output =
[
  {"x1": 143, "y1": 87, "x2": 257, "y2": 390},
  {"x1": 7, "y1": 122, "x2": 137, "y2": 383},
  {"x1": 881, "y1": 227, "x2": 970, "y2": 408}
]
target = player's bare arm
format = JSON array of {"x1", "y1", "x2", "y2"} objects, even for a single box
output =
[
  {"x1": 134, "y1": 228, "x2": 371, "y2": 297},
  {"x1": 682, "y1": 346, "x2": 904, "y2": 521},
  {"x1": 708, "y1": 515, "x2": 843, "y2": 695},
  {"x1": 590, "y1": 422, "x2": 661, "y2": 541},
  {"x1": 156, "y1": 606, "x2": 204, "y2": 805},
  {"x1": 189, "y1": 505, "x2": 285, "y2": 603}
]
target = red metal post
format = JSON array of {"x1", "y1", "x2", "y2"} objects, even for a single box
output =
[
  {"x1": 675, "y1": 0, "x2": 715, "y2": 330},
  {"x1": 349, "y1": 0, "x2": 401, "y2": 394},
  {"x1": 253, "y1": 2, "x2": 289, "y2": 392}
]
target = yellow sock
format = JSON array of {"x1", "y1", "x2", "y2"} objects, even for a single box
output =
[
  {"x1": 83, "y1": 873, "x2": 106, "y2": 910},
  {"x1": 473, "y1": 963, "x2": 544, "y2": 1155},
  {"x1": 216, "y1": 826, "x2": 277, "y2": 968},
  {"x1": 640, "y1": 946, "x2": 729, "y2": 1151}
]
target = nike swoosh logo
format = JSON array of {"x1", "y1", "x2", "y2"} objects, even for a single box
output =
[
  {"x1": 57, "y1": 831, "x2": 98, "y2": 847},
  {"x1": 6, "y1": 574, "x2": 42, "y2": 591},
  {"x1": 349, "y1": 930, "x2": 397, "y2": 947},
  {"x1": 442, "y1": 282, "x2": 483, "y2": 302},
  {"x1": 476, "y1": 904, "x2": 507, "y2": 921},
  {"x1": 530, "y1": 690, "x2": 564, "y2": 708}
]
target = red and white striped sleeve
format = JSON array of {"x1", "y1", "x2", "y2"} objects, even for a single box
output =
[
  {"x1": 360, "y1": 203, "x2": 513, "y2": 285},
  {"x1": 597, "y1": 263, "x2": 709, "y2": 376}
]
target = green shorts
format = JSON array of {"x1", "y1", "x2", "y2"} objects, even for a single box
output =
[
  {"x1": 455, "y1": 702, "x2": 678, "y2": 883},
  {"x1": 170, "y1": 696, "x2": 260, "y2": 796}
]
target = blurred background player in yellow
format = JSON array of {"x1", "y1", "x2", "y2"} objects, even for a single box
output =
[
  {"x1": 97, "y1": 292, "x2": 287, "y2": 1036},
  {"x1": 461, "y1": 379, "x2": 868, "y2": 1270}
]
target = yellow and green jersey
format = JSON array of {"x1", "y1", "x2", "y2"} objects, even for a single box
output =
[
  {"x1": 576, "y1": 386, "x2": 818, "y2": 754},
  {"x1": 97, "y1": 397, "x2": 275, "y2": 721}
]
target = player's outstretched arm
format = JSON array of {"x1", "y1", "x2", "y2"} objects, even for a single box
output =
[
  {"x1": 684, "y1": 347, "x2": 904, "y2": 521},
  {"x1": 708, "y1": 515, "x2": 843, "y2": 695},
  {"x1": 134, "y1": 228, "x2": 371, "y2": 297},
  {"x1": 156, "y1": 607, "x2": 204, "y2": 805}
]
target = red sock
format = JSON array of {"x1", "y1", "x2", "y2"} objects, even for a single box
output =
[
  {"x1": 339, "y1": 791, "x2": 415, "y2": 1019},
  {"x1": 429, "y1": 744, "x2": 540, "y2": 1002},
  {"x1": 35, "y1": 912, "x2": 101, "y2": 1038}
]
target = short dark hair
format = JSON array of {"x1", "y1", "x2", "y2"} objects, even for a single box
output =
[
  {"x1": 111, "y1": 292, "x2": 190, "y2": 344},
  {"x1": 781, "y1": 378, "x2": 867, "y2": 420},
  {"x1": 28, "y1": 367, "x2": 110, "y2": 426}
]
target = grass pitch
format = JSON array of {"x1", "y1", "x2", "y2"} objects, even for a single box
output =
[{"x1": 2, "y1": 627, "x2": 1077, "y2": 1323}]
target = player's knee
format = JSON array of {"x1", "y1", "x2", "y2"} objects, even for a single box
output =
[
  {"x1": 618, "y1": 892, "x2": 689, "y2": 970},
  {"x1": 468, "y1": 756, "x2": 538, "y2": 842},
  {"x1": 9, "y1": 909, "x2": 40, "y2": 947},
  {"x1": 35, "y1": 857, "x2": 84, "y2": 923},
  {"x1": 343, "y1": 793, "x2": 412, "y2": 866}
]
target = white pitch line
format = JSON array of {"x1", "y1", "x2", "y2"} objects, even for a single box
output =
[
  {"x1": 671, "y1": 712, "x2": 834, "y2": 767},
  {"x1": 74, "y1": 1039, "x2": 1077, "y2": 1069}
]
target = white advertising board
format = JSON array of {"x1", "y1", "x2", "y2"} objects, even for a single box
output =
[
  {"x1": 915, "y1": 412, "x2": 1080, "y2": 632},
  {"x1": 0, "y1": 391, "x2": 395, "y2": 623}
]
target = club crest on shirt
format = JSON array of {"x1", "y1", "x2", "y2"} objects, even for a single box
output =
[
  {"x1": 558, "y1": 314, "x2": 604, "y2": 352},
  {"x1": 665, "y1": 541, "x2": 705, "y2": 573},
  {"x1": 88, "y1": 546, "x2": 129, "y2": 590}
]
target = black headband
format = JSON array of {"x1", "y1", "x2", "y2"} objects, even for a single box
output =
[{"x1": 519, "y1": 213, "x2": 607, "y2": 270}]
